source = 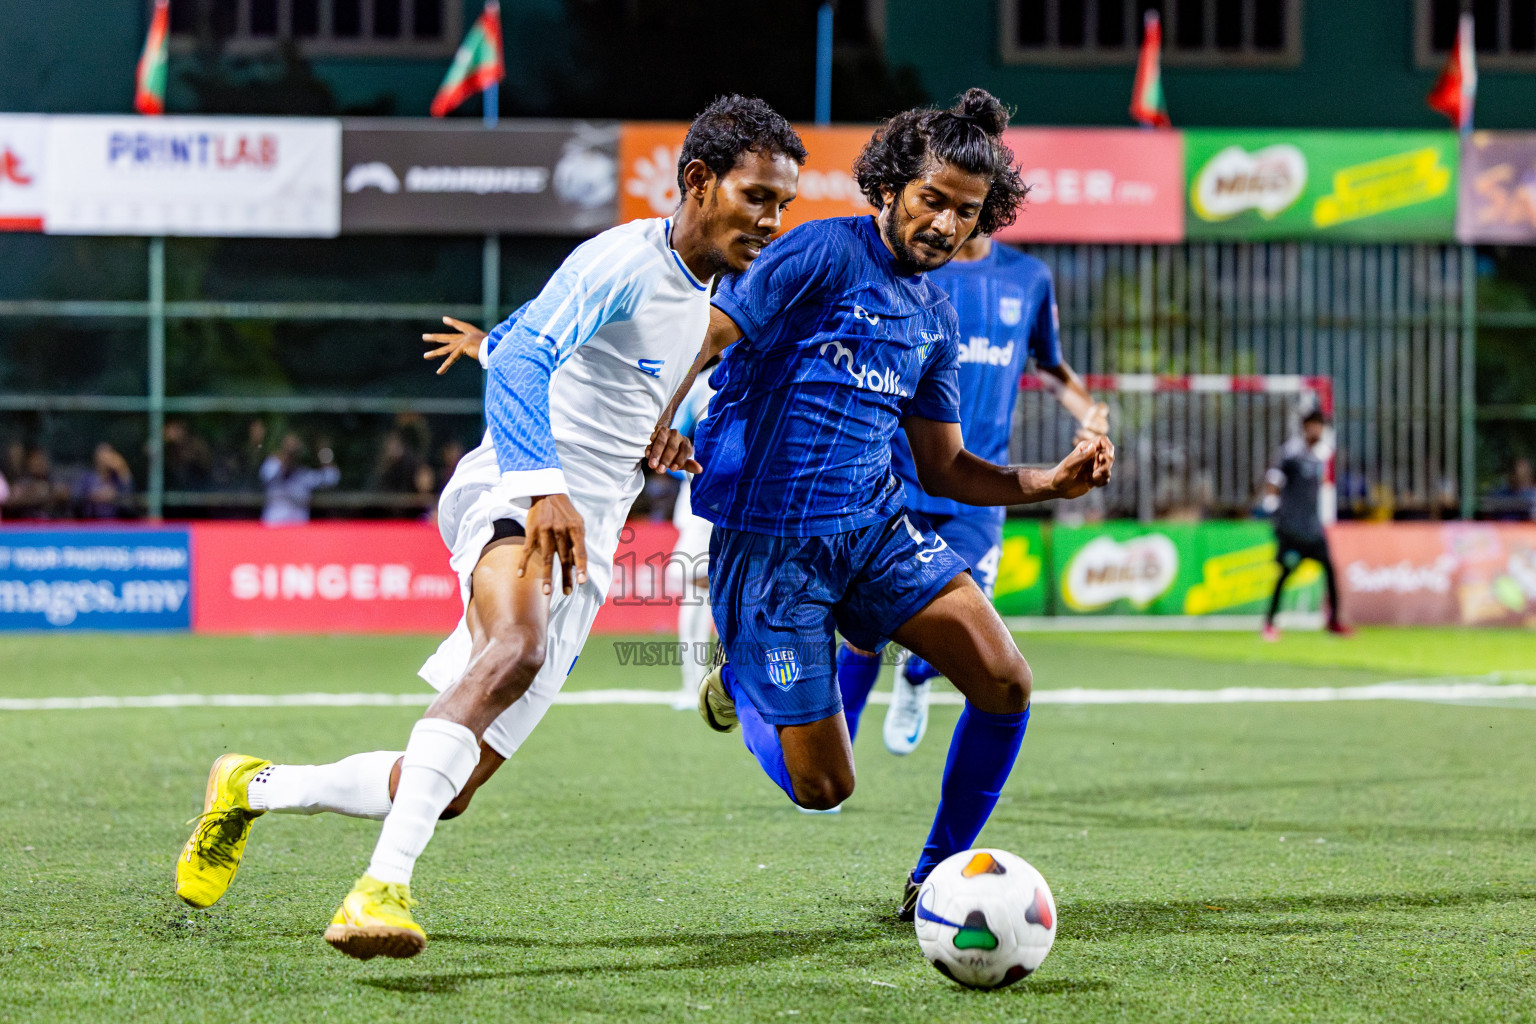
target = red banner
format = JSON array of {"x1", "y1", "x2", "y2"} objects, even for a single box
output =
[
  {"x1": 1331, "y1": 522, "x2": 1536, "y2": 627},
  {"x1": 594, "y1": 520, "x2": 689, "y2": 635},
  {"x1": 997, "y1": 128, "x2": 1185, "y2": 243},
  {"x1": 191, "y1": 522, "x2": 462, "y2": 634}
]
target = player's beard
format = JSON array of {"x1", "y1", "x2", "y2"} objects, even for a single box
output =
[{"x1": 882, "y1": 201, "x2": 955, "y2": 273}]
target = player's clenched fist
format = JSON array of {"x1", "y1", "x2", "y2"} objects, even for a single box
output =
[
  {"x1": 1048, "y1": 436, "x2": 1114, "y2": 499},
  {"x1": 518, "y1": 493, "x2": 589, "y2": 596}
]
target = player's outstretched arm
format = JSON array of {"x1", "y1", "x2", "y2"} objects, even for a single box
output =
[
  {"x1": 904, "y1": 416, "x2": 1114, "y2": 506},
  {"x1": 1037, "y1": 362, "x2": 1110, "y2": 441},
  {"x1": 646, "y1": 307, "x2": 744, "y2": 470}
]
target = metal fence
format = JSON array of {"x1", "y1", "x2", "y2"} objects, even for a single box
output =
[
  {"x1": 1, "y1": 237, "x2": 1478, "y2": 520},
  {"x1": 1013, "y1": 242, "x2": 1475, "y2": 519}
]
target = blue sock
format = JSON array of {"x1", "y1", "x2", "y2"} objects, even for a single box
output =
[
  {"x1": 723, "y1": 664, "x2": 798, "y2": 805},
  {"x1": 902, "y1": 653, "x2": 941, "y2": 685},
  {"x1": 912, "y1": 703, "x2": 1030, "y2": 882},
  {"x1": 835, "y1": 645, "x2": 882, "y2": 744}
]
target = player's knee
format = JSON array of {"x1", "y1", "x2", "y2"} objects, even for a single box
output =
[
  {"x1": 794, "y1": 769, "x2": 855, "y2": 810},
  {"x1": 990, "y1": 654, "x2": 1032, "y2": 713},
  {"x1": 482, "y1": 623, "x2": 546, "y2": 697}
]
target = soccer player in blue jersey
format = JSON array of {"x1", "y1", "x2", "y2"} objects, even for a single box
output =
[
  {"x1": 838, "y1": 233, "x2": 1110, "y2": 758},
  {"x1": 647, "y1": 88, "x2": 1114, "y2": 919}
]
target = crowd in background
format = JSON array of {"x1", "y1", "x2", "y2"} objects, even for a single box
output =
[{"x1": 0, "y1": 412, "x2": 467, "y2": 525}]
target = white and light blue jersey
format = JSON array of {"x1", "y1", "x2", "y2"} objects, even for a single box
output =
[
  {"x1": 473, "y1": 217, "x2": 713, "y2": 499},
  {"x1": 888, "y1": 243, "x2": 1061, "y2": 522}
]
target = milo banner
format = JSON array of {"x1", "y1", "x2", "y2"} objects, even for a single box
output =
[
  {"x1": 1185, "y1": 130, "x2": 1458, "y2": 241},
  {"x1": 1045, "y1": 521, "x2": 1322, "y2": 617}
]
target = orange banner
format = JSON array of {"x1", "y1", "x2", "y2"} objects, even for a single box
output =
[{"x1": 618, "y1": 123, "x2": 874, "y2": 232}]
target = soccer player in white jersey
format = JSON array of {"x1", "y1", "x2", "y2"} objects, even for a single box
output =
[
  {"x1": 668, "y1": 373, "x2": 717, "y2": 709},
  {"x1": 172, "y1": 96, "x2": 806, "y2": 960}
]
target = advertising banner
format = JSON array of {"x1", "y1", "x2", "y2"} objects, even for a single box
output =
[
  {"x1": 1049, "y1": 520, "x2": 1321, "y2": 617},
  {"x1": 340, "y1": 119, "x2": 618, "y2": 235},
  {"x1": 997, "y1": 128, "x2": 1184, "y2": 243},
  {"x1": 991, "y1": 519, "x2": 1048, "y2": 616},
  {"x1": 1331, "y1": 522, "x2": 1536, "y2": 627},
  {"x1": 618, "y1": 123, "x2": 873, "y2": 232},
  {"x1": 0, "y1": 527, "x2": 191, "y2": 631},
  {"x1": 44, "y1": 116, "x2": 341, "y2": 237},
  {"x1": 594, "y1": 520, "x2": 690, "y2": 634},
  {"x1": 1184, "y1": 130, "x2": 1458, "y2": 241},
  {"x1": 0, "y1": 114, "x2": 46, "y2": 231},
  {"x1": 190, "y1": 522, "x2": 460, "y2": 634},
  {"x1": 1456, "y1": 132, "x2": 1536, "y2": 243}
]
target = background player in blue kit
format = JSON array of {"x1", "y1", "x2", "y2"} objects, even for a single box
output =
[
  {"x1": 647, "y1": 89, "x2": 1114, "y2": 918},
  {"x1": 837, "y1": 232, "x2": 1111, "y2": 760}
]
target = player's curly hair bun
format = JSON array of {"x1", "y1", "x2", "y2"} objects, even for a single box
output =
[{"x1": 853, "y1": 88, "x2": 1029, "y2": 237}]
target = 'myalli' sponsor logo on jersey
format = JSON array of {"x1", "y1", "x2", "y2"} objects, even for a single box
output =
[
  {"x1": 637, "y1": 358, "x2": 664, "y2": 377},
  {"x1": 958, "y1": 335, "x2": 1016, "y2": 366},
  {"x1": 819, "y1": 340, "x2": 908, "y2": 397},
  {"x1": 766, "y1": 647, "x2": 801, "y2": 690}
]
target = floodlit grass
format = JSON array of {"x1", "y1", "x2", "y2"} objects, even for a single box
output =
[{"x1": 1, "y1": 630, "x2": 1533, "y2": 1023}]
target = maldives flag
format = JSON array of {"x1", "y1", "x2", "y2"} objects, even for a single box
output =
[
  {"x1": 430, "y1": 1, "x2": 505, "y2": 118},
  {"x1": 1130, "y1": 10, "x2": 1170, "y2": 128},
  {"x1": 1428, "y1": 12, "x2": 1477, "y2": 131},
  {"x1": 134, "y1": 0, "x2": 170, "y2": 115}
]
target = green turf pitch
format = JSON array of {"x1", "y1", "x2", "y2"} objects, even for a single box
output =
[{"x1": 1, "y1": 630, "x2": 1533, "y2": 1023}]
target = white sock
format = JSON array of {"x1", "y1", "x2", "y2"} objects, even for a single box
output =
[
  {"x1": 246, "y1": 750, "x2": 401, "y2": 819},
  {"x1": 364, "y1": 718, "x2": 480, "y2": 885},
  {"x1": 678, "y1": 585, "x2": 714, "y2": 693}
]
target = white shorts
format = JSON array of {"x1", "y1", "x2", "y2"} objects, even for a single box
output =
[{"x1": 419, "y1": 437, "x2": 639, "y2": 758}]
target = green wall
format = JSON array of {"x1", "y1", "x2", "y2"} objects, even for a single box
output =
[{"x1": 884, "y1": 0, "x2": 1536, "y2": 129}]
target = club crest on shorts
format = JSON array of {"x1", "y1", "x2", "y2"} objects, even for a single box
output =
[
  {"x1": 765, "y1": 648, "x2": 801, "y2": 690},
  {"x1": 999, "y1": 296, "x2": 1023, "y2": 326}
]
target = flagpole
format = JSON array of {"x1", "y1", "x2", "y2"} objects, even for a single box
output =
[
  {"x1": 815, "y1": 1, "x2": 833, "y2": 126},
  {"x1": 483, "y1": 83, "x2": 499, "y2": 128}
]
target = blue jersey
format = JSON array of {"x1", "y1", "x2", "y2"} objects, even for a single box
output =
[
  {"x1": 888, "y1": 243, "x2": 1061, "y2": 521},
  {"x1": 693, "y1": 216, "x2": 961, "y2": 538}
]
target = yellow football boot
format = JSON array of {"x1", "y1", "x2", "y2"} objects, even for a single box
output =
[
  {"x1": 324, "y1": 875, "x2": 427, "y2": 960},
  {"x1": 175, "y1": 753, "x2": 270, "y2": 909},
  {"x1": 698, "y1": 664, "x2": 738, "y2": 733}
]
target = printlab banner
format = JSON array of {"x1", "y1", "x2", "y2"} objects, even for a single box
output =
[
  {"x1": 0, "y1": 528, "x2": 191, "y2": 630},
  {"x1": 1184, "y1": 130, "x2": 1458, "y2": 241},
  {"x1": 1047, "y1": 520, "x2": 1322, "y2": 617},
  {"x1": 1330, "y1": 522, "x2": 1536, "y2": 627},
  {"x1": 1456, "y1": 132, "x2": 1536, "y2": 243},
  {"x1": 44, "y1": 116, "x2": 341, "y2": 236},
  {"x1": 0, "y1": 114, "x2": 46, "y2": 231},
  {"x1": 998, "y1": 128, "x2": 1185, "y2": 243},
  {"x1": 618, "y1": 123, "x2": 874, "y2": 233},
  {"x1": 190, "y1": 522, "x2": 461, "y2": 634},
  {"x1": 341, "y1": 119, "x2": 618, "y2": 235}
]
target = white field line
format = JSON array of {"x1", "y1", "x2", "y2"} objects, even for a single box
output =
[{"x1": 3, "y1": 677, "x2": 1535, "y2": 712}]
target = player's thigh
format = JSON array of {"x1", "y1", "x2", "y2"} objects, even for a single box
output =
[
  {"x1": 710, "y1": 527, "x2": 845, "y2": 728},
  {"x1": 888, "y1": 574, "x2": 1031, "y2": 715},
  {"x1": 466, "y1": 537, "x2": 552, "y2": 660}
]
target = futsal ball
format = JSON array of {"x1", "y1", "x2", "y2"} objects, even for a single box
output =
[{"x1": 913, "y1": 848, "x2": 1056, "y2": 989}]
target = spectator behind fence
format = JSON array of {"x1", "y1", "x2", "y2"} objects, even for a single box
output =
[
  {"x1": 6, "y1": 448, "x2": 69, "y2": 519},
  {"x1": 73, "y1": 443, "x2": 135, "y2": 519},
  {"x1": 1487, "y1": 457, "x2": 1536, "y2": 521},
  {"x1": 0, "y1": 466, "x2": 8, "y2": 521},
  {"x1": 164, "y1": 420, "x2": 214, "y2": 492},
  {"x1": 260, "y1": 433, "x2": 340, "y2": 526},
  {"x1": 372, "y1": 430, "x2": 422, "y2": 493}
]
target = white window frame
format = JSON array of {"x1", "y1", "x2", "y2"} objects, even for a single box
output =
[
  {"x1": 1414, "y1": 0, "x2": 1536, "y2": 70},
  {"x1": 998, "y1": 0, "x2": 1303, "y2": 68},
  {"x1": 166, "y1": 0, "x2": 462, "y2": 59}
]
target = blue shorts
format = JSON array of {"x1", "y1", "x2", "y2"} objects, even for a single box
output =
[
  {"x1": 926, "y1": 512, "x2": 1004, "y2": 597},
  {"x1": 710, "y1": 509, "x2": 969, "y2": 726}
]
